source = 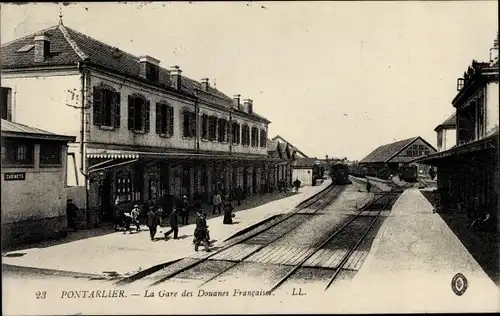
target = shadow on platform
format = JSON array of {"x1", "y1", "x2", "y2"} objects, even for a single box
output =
[
  {"x1": 2, "y1": 191, "x2": 298, "y2": 254},
  {"x1": 420, "y1": 190, "x2": 500, "y2": 286}
]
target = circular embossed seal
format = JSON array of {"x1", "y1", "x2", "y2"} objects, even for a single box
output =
[{"x1": 451, "y1": 273, "x2": 468, "y2": 296}]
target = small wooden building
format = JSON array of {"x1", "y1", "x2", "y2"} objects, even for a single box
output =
[{"x1": 291, "y1": 158, "x2": 323, "y2": 186}]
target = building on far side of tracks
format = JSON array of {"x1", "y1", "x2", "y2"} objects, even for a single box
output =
[
  {"x1": 0, "y1": 19, "x2": 280, "y2": 227},
  {"x1": 291, "y1": 157, "x2": 324, "y2": 186},
  {"x1": 1, "y1": 119, "x2": 76, "y2": 247},
  {"x1": 417, "y1": 34, "x2": 499, "y2": 219},
  {"x1": 358, "y1": 136, "x2": 437, "y2": 179},
  {"x1": 435, "y1": 113, "x2": 457, "y2": 152}
]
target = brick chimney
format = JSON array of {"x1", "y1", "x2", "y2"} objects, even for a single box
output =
[
  {"x1": 34, "y1": 33, "x2": 51, "y2": 62},
  {"x1": 170, "y1": 66, "x2": 182, "y2": 90},
  {"x1": 201, "y1": 78, "x2": 210, "y2": 91},
  {"x1": 139, "y1": 55, "x2": 160, "y2": 82},
  {"x1": 233, "y1": 94, "x2": 241, "y2": 110},
  {"x1": 243, "y1": 99, "x2": 253, "y2": 114}
]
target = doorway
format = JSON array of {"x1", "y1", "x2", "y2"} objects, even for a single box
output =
[
  {"x1": 99, "y1": 172, "x2": 113, "y2": 222},
  {"x1": 243, "y1": 167, "x2": 248, "y2": 195}
]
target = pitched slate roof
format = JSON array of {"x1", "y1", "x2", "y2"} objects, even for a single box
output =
[
  {"x1": 359, "y1": 137, "x2": 418, "y2": 164},
  {"x1": 1, "y1": 119, "x2": 75, "y2": 141},
  {"x1": 434, "y1": 112, "x2": 457, "y2": 131},
  {"x1": 292, "y1": 157, "x2": 320, "y2": 168},
  {"x1": 266, "y1": 139, "x2": 280, "y2": 158},
  {"x1": 271, "y1": 135, "x2": 309, "y2": 158},
  {"x1": 1, "y1": 22, "x2": 270, "y2": 123}
]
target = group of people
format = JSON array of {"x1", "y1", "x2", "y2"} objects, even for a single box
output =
[
  {"x1": 113, "y1": 192, "x2": 236, "y2": 252},
  {"x1": 212, "y1": 192, "x2": 236, "y2": 225}
]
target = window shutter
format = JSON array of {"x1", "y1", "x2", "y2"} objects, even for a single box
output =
[
  {"x1": 217, "y1": 118, "x2": 221, "y2": 142},
  {"x1": 190, "y1": 112, "x2": 197, "y2": 137},
  {"x1": 93, "y1": 87, "x2": 102, "y2": 126},
  {"x1": 224, "y1": 119, "x2": 228, "y2": 142},
  {"x1": 113, "y1": 92, "x2": 121, "y2": 128},
  {"x1": 156, "y1": 103, "x2": 162, "y2": 134},
  {"x1": 167, "y1": 106, "x2": 174, "y2": 136},
  {"x1": 181, "y1": 109, "x2": 186, "y2": 137},
  {"x1": 128, "y1": 95, "x2": 135, "y2": 130},
  {"x1": 144, "y1": 100, "x2": 151, "y2": 133},
  {"x1": 202, "y1": 115, "x2": 207, "y2": 139}
]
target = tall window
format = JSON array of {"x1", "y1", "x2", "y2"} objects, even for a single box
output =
[
  {"x1": 260, "y1": 128, "x2": 267, "y2": 148},
  {"x1": 232, "y1": 122, "x2": 241, "y2": 144},
  {"x1": 93, "y1": 85, "x2": 121, "y2": 128},
  {"x1": 437, "y1": 131, "x2": 443, "y2": 149},
  {"x1": 407, "y1": 144, "x2": 428, "y2": 157},
  {"x1": 208, "y1": 116, "x2": 217, "y2": 141},
  {"x1": 182, "y1": 166, "x2": 190, "y2": 191},
  {"x1": 39, "y1": 142, "x2": 62, "y2": 166},
  {"x1": 128, "y1": 94, "x2": 150, "y2": 132},
  {"x1": 251, "y1": 127, "x2": 259, "y2": 147},
  {"x1": 182, "y1": 110, "x2": 197, "y2": 138},
  {"x1": 116, "y1": 173, "x2": 134, "y2": 201},
  {"x1": 1, "y1": 87, "x2": 12, "y2": 121},
  {"x1": 201, "y1": 114, "x2": 209, "y2": 139},
  {"x1": 242, "y1": 124, "x2": 250, "y2": 146},
  {"x1": 155, "y1": 102, "x2": 174, "y2": 137},
  {"x1": 218, "y1": 118, "x2": 228, "y2": 142},
  {"x1": 1, "y1": 141, "x2": 34, "y2": 167}
]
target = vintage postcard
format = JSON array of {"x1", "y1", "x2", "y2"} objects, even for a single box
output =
[{"x1": 1, "y1": 1, "x2": 499, "y2": 315}]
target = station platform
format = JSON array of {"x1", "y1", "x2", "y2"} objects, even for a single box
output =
[
  {"x1": 350, "y1": 175, "x2": 392, "y2": 192},
  {"x1": 338, "y1": 187, "x2": 500, "y2": 313},
  {"x1": 2, "y1": 181, "x2": 332, "y2": 277}
]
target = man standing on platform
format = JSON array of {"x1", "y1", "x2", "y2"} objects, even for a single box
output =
[
  {"x1": 180, "y1": 196, "x2": 189, "y2": 225},
  {"x1": 164, "y1": 206, "x2": 179, "y2": 239},
  {"x1": 212, "y1": 191, "x2": 222, "y2": 215},
  {"x1": 146, "y1": 206, "x2": 158, "y2": 241}
]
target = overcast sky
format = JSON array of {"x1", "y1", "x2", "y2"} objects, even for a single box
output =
[{"x1": 1, "y1": 2, "x2": 498, "y2": 160}]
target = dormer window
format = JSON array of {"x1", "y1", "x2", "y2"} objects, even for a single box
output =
[
  {"x1": 146, "y1": 63, "x2": 159, "y2": 82},
  {"x1": 139, "y1": 56, "x2": 160, "y2": 83}
]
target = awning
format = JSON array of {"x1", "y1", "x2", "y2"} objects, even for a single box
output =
[
  {"x1": 416, "y1": 132, "x2": 498, "y2": 164},
  {"x1": 86, "y1": 148, "x2": 282, "y2": 162},
  {"x1": 87, "y1": 152, "x2": 140, "y2": 159}
]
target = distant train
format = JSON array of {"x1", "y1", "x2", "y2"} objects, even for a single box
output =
[
  {"x1": 348, "y1": 163, "x2": 418, "y2": 183},
  {"x1": 330, "y1": 163, "x2": 352, "y2": 185},
  {"x1": 399, "y1": 165, "x2": 418, "y2": 182}
]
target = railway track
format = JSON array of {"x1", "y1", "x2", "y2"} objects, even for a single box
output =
[
  {"x1": 120, "y1": 180, "x2": 405, "y2": 290},
  {"x1": 268, "y1": 191, "x2": 398, "y2": 293},
  {"x1": 117, "y1": 182, "x2": 345, "y2": 287}
]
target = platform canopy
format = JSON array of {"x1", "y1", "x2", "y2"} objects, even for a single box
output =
[{"x1": 416, "y1": 132, "x2": 498, "y2": 165}]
